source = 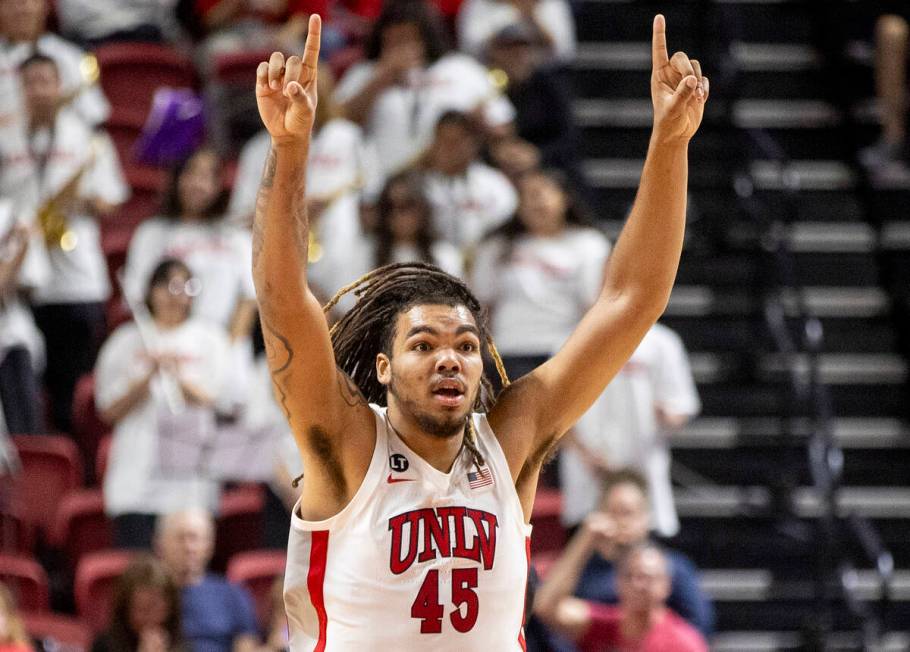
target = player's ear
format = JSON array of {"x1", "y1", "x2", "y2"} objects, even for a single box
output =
[{"x1": 376, "y1": 353, "x2": 391, "y2": 386}]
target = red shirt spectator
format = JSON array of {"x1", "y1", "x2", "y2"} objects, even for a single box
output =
[{"x1": 578, "y1": 603, "x2": 708, "y2": 652}]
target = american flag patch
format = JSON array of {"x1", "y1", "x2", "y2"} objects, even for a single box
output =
[{"x1": 467, "y1": 466, "x2": 494, "y2": 489}]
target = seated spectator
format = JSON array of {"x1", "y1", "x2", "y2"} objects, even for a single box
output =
[
  {"x1": 535, "y1": 539, "x2": 708, "y2": 652},
  {"x1": 14, "y1": 53, "x2": 128, "y2": 434},
  {"x1": 561, "y1": 323, "x2": 700, "y2": 537},
  {"x1": 96, "y1": 259, "x2": 230, "y2": 548},
  {"x1": 486, "y1": 23, "x2": 586, "y2": 193},
  {"x1": 0, "y1": 582, "x2": 32, "y2": 652},
  {"x1": 55, "y1": 0, "x2": 181, "y2": 46},
  {"x1": 0, "y1": 0, "x2": 110, "y2": 127},
  {"x1": 314, "y1": 171, "x2": 464, "y2": 310},
  {"x1": 563, "y1": 470, "x2": 714, "y2": 637},
  {"x1": 0, "y1": 204, "x2": 47, "y2": 435},
  {"x1": 861, "y1": 11, "x2": 910, "y2": 173},
  {"x1": 420, "y1": 110, "x2": 517, "y2": 250},
  {"x1": 155, "y1": 509, "x2": 261, "y2": 652},
  {"x1": 471, "y1": 169, "x2": 609, "y2": 381},
  {"x1": 124, "y1": 147, "x2": 257, "y2": 342},
  {"x1": 457, "y1": 0, "x2": 575, "y2": 62},
  {"x1": 92, "y1": 555, "x2": 185, "y2": 652},
  {"x1": 336, "y1": 0, "x2": 514, "y2": 176}
]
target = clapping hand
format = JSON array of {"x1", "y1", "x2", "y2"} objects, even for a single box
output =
[{"x1": 650, "y1": 14, "x2": 708, "y2": 144}]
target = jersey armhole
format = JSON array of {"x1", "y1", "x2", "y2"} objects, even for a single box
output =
[
  {"x1": 290, "y1": 404, "x2": 387, "y2": 532},
  {"x1": 474, "y1": 412, "x2": 534, "y2": 532}
]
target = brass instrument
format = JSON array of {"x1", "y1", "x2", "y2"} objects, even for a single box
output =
[{"x1": 36, "y1": 137, "x2": 99, "y2": 252}]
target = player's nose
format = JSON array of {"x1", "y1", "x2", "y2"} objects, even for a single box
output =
[{"x1": 435, "y1": 348, "x2": 461, "y2": 373}]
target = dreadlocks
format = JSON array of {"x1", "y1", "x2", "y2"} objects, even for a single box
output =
[{"x1": 323, "y1": 262, "x2": 511, "y2": 470}]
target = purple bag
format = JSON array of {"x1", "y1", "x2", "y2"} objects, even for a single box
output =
[{"x1": 135, "y1": 87, "x2": 206, "y2": 167}]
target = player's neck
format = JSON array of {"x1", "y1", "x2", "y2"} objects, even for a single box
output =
[{"x1": 386, "y1": 404, "x2": 465, "y2": 473}]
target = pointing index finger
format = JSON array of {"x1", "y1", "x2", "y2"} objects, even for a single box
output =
[
  {"x1": 302, "y1": 14, "x2": 322, "y2": 72},
  {"x1": 652, "y1": 14, "x2": 669, "y2": 69}
]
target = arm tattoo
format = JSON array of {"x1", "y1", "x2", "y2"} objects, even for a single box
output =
[
  {"x1": 262, "y1": 317, "x2": 294, "y2": 420},
  {"x1": 337, "y1": 370, "x2": 367, "y2": 407},
  {"x1": 252, "y1": 147, "x2": 277, "y2": 268}
]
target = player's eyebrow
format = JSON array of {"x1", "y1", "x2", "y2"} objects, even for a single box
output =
[
  {"x1": 405, "y1": 325, "x2": 438, "y2": 338},
  {"x1": 455, "y1": 325, "x2": 480, "y2": 338}
]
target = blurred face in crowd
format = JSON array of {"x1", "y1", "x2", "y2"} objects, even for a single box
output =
[
  {"x1": 600, "y1": 481, "x2": 651, "y2": 550},
  {"x1": 488, "y1": 40, "x2": 536, "y2": 85},
  {"x1": 149, "y1": 266, "x2": 196, "y2": 327},
  {"x1": 489, "y1": 136, "x2": 541, "y2": 182},
  {"x1": 21, "y1": 59, "x2": 60, "y2": 125},
  {"x1": 381, "y1": 21, "x2": 426, "y2": 70},
  {"x1": 517, "y1": 172, "x2": 568, "y2": 236},
  {"x1": 156, "y1": 510, "x2": 215, "y2": 586},
  {"x1": 128, "y1": 585, "x2": 171, "y2": 634},
  {"x1": 0, "y1": 0, "x2": 46, "y2": 42},
  {"x1": 386, "y1": 181, "x2": 426, "y2": 242},
  {"x1": 617, "y1": 547, "x2": 671, "y2": 616},
  {"x1": 429, "y1": 121, "x2": 480, "y2": 176},
  {"x1": 177, "y1": 150, "x2": 222, "y2": 219}
]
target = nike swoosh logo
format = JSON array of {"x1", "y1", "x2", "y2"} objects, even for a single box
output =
[{"x1": 387, "y1": 474, "x2": 415, "y2": 484}]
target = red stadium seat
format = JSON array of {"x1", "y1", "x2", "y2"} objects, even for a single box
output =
[
  {"x1": 71, "y1": 374, "x2": 110, "y2": 484},
  {"x1": 105, "y1": 107, "x2": 148, "y2": 170},
  {"x1": 530, "y1": 488, "x2": 565, "y2": 555},
  {"x1": 211, "y1": 50, "x2": 273, "y2": 85},
  {"x1": 226, "y1": 550, "x2": 287, "y2": 629},
  {"x1": 95, "y1": 43, "x2": 197, "y2": 115},
  {"x1": 0, "y1": 508, "x2": 37, "y2": 554},
  {"x1": 23, "y1": 611, "x2": 92, "y2": 651},
  {"x1": 74, "y1": 550, "x2": 135, "y2": 632},
  {"x1": 0, "y1": 553, "x2": 50, "y2": 612},
  {"x1": 12, "y1": 436, "x2": 84, "y2": 535},
  {"x1": 51, "y1": 489, "x2": 113, "y2": 570},
  {"x1": 213, "y1": 485, "x2": 265, "y2": 573}
]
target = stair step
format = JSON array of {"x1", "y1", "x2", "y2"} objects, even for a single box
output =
[
  {"x1": 675, "y1": 417, "x2": 910, "y2": 449},
  {"x1": 666, "y1": 286, "x2": 891, "y2": 318},
  {"x1": 712, "y1": 630, "x2": 909, "y2": 652}
]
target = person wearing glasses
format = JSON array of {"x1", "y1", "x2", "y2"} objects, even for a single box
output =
[{"x1": 95, "y1": 258, "x2": 230, "y2": 549}]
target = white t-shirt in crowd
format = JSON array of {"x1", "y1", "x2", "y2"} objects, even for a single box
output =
[
  {"x1": 471, "y1": 226, "x2": 610, "y2": 356},
  {"x1": 95, "y1": 318, "x2": 229, "y2": 516},
  {"x1": 123, "y1": 218, "x2": 256, "y2": 328},
  {"x1": 423, "y1": 162, "x2": 517, "y2": 250},
  {"x1": 18, "y1": 110, "x2": 129, "y2": 305},
  {"x1": 0, "y1": 199, "x2": 48, "y2": 370},
  {"x1": 55, "y1": 0, "x2": 179, "y2": 42},
  {"x1": 560, "y1": 323, "x2": 701, "y2": 536},
  {"x1": 228, "y1": 120, "x2": 381, "y2": 274},
  {"x1": 2, "y1": 33, "x2": 111, "y2": 127},
  {"x1": 335, "y1": 53, "x2": 515, "y2": 176},
  {"x1": 457, "y1": 0, "x2": 577, "y2": 62}
]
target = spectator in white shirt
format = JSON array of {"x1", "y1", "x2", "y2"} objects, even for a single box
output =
[
  {"x1": 0, "y1": 204, "x2": 47, "y2": 435},
  {"x1": 16, "y1": 54, "x2": 128, "y2": 434},
  {"x1": 55, "y1": 0, "x2": 180, "y2": 46},
  {"x1": 336, "y1": 0, "x2": 515, "y2": 177},
  {"x1": 457, "y1": 0, "x2": 576, "y2": 63},
  {"x1": 315, "y1": 171, "x2": 464, "y2": 312},
  {"x1": 560, "y1": 323, "x2": 700, "y2": 537},
  {"x1": 471, "y1": 169, "x2": 609, "y2": 381},
  {"x1": 420, "y1": 110, "x2": 517, "y2": 250},
  {"x1": 124, "y1": 147, "x2": 258, "y2": 343},
  {"x1": 96, "y1": 258, "x2": 229, "y2": 548},
  {"x1": 0, "y1": 0, "x2": 111, "y2": 127}
]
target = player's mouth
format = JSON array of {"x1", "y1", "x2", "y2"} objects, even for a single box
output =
[{"x1": 431, "y1": 379, "x2": 466, "y2": 408}]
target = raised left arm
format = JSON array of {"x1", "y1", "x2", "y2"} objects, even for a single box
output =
[{"x1": 490, "y1": 14, "x2": 709, "y2": 487}]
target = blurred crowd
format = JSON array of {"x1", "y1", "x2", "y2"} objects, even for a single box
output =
[{"x1": 16, "y1": 0, "x2": 900, "y2": 649}]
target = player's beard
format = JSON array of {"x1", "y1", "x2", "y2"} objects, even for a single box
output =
[{"x1": 388, "y1": 372, "x2": 470, "y2": 439}]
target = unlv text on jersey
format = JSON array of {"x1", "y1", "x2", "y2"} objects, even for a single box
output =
[{"x1": 388, "y1": 507, "x2": 499, "y2": 574}]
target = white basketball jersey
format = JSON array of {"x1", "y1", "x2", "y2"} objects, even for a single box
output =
[{"x1": 284, "y1": 404, "x2": 533, "y2": 651}]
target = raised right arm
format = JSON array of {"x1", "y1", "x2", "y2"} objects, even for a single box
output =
[{"x1": 252, "y1": 17, "x2": 373, "y2": 509}]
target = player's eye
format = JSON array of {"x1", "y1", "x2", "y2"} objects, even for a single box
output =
[
  {"x1": 459, "y1": 342, "x2": 477, "y2": 353},
  {"x1": 413, "y1": 342, "x2": 430, "y2": 352}
]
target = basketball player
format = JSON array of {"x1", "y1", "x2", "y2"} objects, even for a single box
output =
[{"x1": 252, "y1": 13, "x2": 708, "y2": 650}]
